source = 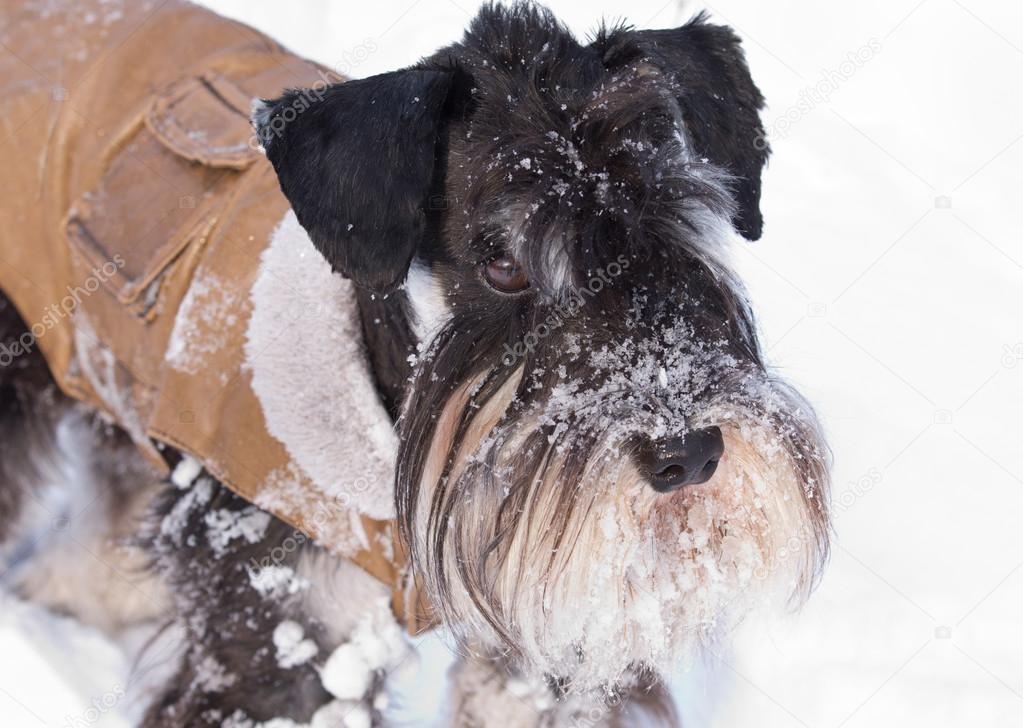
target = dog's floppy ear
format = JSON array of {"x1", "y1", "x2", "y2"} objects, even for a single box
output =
[
  {"x1": 597, "y1": 14, "x2": 769, "y2": 240},
  {"x1": 253, "y1": 70, "x2": 454, "y2": 292}
]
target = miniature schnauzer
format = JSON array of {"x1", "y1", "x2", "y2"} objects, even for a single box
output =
[{"x1": 0, "y1": 3, "x2": 829, "y2": 726}]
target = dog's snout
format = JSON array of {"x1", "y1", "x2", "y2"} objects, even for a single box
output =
[{"x1": 637, "y1": 427, "x2": 724, "y2": 493}]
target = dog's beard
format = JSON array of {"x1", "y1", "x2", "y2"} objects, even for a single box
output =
[{"x1": 399, "y1": 316, "x2": 830, "y2": 691}]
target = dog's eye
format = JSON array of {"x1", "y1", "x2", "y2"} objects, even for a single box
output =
[{"x1": 483, "y1": 255, "x2": 529, "y2": 293}]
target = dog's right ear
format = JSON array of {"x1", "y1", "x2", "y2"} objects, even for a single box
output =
[{"x1": 253, "y1": 70, "x2": 454, "y2": 293}]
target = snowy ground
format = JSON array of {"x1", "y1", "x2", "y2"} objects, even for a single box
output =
[{"x1": 2, "y1": 0, "x2": 1022, "y2": 726}]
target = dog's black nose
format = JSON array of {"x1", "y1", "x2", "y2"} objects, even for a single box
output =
[{"x1": 637, "y1": 427, "x2": 724, "y2": 493}]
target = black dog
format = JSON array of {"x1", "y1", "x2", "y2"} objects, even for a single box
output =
[{"x1": 0, "y1": 3, "x2": 829, "y2": 726}]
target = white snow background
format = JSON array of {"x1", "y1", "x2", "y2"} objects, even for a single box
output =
[{"x1": 2, "y1": 0, "x2": 1022, "y2": 726}]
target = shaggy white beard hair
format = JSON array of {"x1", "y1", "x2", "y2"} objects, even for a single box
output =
[{"x1": 410, "y1": 347, "x2": 830, "y2": 692}]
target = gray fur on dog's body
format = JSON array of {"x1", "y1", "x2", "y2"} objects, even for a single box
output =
[{"x1": 0, "y1": 3, "x2": 830, "y2": 726}]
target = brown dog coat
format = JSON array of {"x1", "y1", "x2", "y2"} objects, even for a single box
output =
[{"x1": 0, "y1": 0, "x2": 429, "y2": 631}]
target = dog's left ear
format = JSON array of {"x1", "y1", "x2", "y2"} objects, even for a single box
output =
[
  {"x1": 253, "y1": 69, "x2": 454, "y2": 292},
  {"x1": 596, "y1": 14, "x2": 769, "y2": 240}
]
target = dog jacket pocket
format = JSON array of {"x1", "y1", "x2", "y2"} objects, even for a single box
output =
[
  {"x1": 61, "y1": 72, "x2": 264, "y2": 466},
  {"x1": 65, "y1": 72, "x2": 259, "y2": 313}
]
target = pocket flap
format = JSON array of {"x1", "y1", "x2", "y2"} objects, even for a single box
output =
[{"x1": 145, "y1": 72, "x2": 260, "y2": 170}]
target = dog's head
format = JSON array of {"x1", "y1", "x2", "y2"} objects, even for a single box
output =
[{"x1": 255, "y1": 2, "x2": 830, "y2": 691}]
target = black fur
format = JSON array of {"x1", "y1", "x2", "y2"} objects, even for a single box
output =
[
  {"x1": 354, "y1": 286, "x2": 417, "y2": 420},
  {"x1": 258, "y1": 70, "x2": 456, "y2": 294},
  {"x1": 142, "y1": 477, "x2": 339, "y2": 727},
  {"x1": 0, "y1": 291, "x2": 62, "y2": 544}
]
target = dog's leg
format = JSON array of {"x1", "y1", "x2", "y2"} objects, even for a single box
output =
[
  {"x1": 1, "y1": 289, "x2": 172, "y2": 636},
  {"x1": 142, "y1": 470, "x2": 410, "y2": 727},
  {"x1": 447, "y1": 654, "x2": 680, "y2": 728},
  {"x1": 2, "y1": 415, "x2": 172, "y2": 634},
  {"x1": 446, "y1": 655, "x2": 558, "y2": 728}
]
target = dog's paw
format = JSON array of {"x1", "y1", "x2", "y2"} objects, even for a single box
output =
[
  {"x1": 446, "y1": 656, "x2": 681, "y2": 728},
  {"x1": 218, "y1": 699, "x2": 381, "y2": 728},
  {"x1": 446, "y1": 658, "x2": 555, "y2": 728}
]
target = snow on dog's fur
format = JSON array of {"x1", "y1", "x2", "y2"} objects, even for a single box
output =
[{"x1": 405, "y1": 313, "x2": 828, "y2": 690}]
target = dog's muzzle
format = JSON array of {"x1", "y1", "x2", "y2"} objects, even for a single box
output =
[{"x1": 637, "y1": 426, "x2": 725, "y2": 492}]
